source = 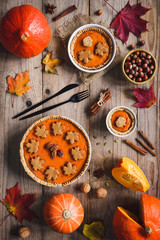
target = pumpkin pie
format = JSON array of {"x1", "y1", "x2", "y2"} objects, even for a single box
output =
[
  {"x1": 20, "y1": 116, "x2": 91, "y2": 187},
  {"x1": 70, "y1": 27, "x2": 113, "y2": 70},
  {"x1": 108, "y1": 107, "x2": 135, "y2": 135}
]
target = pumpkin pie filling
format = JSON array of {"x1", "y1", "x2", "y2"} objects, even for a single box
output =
[
  {"x1": 20, "y1": 117, "x2": 91, "y2": 186},
  {"x1": 70, "y1": 27, "x2": 113, "y2": 70},
  {"x1": 108, "y1": 108, "x2": 135, "y2": 135}
]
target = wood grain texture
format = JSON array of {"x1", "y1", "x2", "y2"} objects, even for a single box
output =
[{"x1": 0, "y1": 0, "x2": 159, "y2": 240}]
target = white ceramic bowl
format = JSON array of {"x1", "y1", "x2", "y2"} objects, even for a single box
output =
[
  {"x1": 68, "y1": 24, "x2": 116, "y2": 73},
  {"x1": 106, "y1": 106, "x2": 137, "y2": 138}
]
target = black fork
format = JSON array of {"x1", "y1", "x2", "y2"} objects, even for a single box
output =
[{"x1": 19, "y1": 90, "x2": 90, "y2": 120}]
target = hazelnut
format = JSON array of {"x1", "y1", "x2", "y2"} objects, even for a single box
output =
[
  {"x1": 147, "y1": 54, "x2": 151, "y2": 59},
  {"x1": 139, "y1": 40, "x2": 145, "y2": 46},
  {"x1": 128, "y1": 74, "x2": 133, "y2": 79},
  {"x1": 138, "y1": 67, "x2": 143, "y2": 72},
  {"x1": 137, "y1": 77, "x2": 142, "y2": 82},
  {"x1": 95, "y1": 188, "x2": 107, "y2": 199},
  {"x1": 97, "y1": 9, "x2": 102, "y2": 15},
  {"x1": 130, "y1": 44, "x2": 135, "y2": 49},
  {"x1": 150, "y1": 64, "x2": 154, "y2": 70},
  {"x1": 140, "y1": 52, "x2": 146, "y2": 57},
  {"x1": 80, "y1": 183, "x2": 91, "y2": 193},
  {"x1": 18, "y1": 226, "x2": 30, "y2": 239}
]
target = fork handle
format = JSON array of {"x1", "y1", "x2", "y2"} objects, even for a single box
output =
[{"x1": 19, "y1": 99, "x2": 70, "y2": 120}]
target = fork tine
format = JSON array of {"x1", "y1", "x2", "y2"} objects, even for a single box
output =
[
  {"x1": 77, "y1": 90, "x2": 88, "y2": 96},
  {"x1": 77, "y1": 93, "x2": 90, "y2": 102},
  {"x1": 77, "y1": 92, "x2": 89, "y2": 99},
  {"x1": 77, "y1": 92, "x2": 89, "y2": 100}
]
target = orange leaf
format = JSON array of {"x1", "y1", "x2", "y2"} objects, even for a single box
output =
[
  {"x1": 1, "y1": 183, "x2": 38, "y2": 223},
  {"x1": 7, "y1": 70, "x2": 32, "y2": 96},
  {"x1": 42, "y1": 52, "x2": 64, "y2": 74}
]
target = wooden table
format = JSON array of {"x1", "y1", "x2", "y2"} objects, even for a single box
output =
[{"x1": 0, "y1": 0, "x2": 159, "y2": 239}]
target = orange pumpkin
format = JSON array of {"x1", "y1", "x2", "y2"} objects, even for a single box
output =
[
  {"x1": 43, "y1": 193, "x2": 84, "y2": 233},
  {"x1": 112, "y1": 157, "x2": 150, "y2": 192},
  {"x1": 0, "y1": 5, "x2": 51, "y2": 58},
  {"x1": 113, "y1": 194, "x2": 160, "y2": 240}
]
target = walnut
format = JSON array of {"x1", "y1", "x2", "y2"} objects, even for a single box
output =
[
  {"x1": 83, "y1": 36, "x2": 93, "y2": 47},
  {"x1": 78, "y1": 50, "x2": 93, "y2": 64},
  {"x1": 18, "y1": 226, "x2": 30, "y2": 239},
  {"x1": 95, "y1": 188, "x2": 107, "y2": 199},
  {"x1": 115, "y1": 117, "x2": 126, "y2": 128},
  {"x1": 80, "y1": 183, "x2": 91, "y2": 193}
]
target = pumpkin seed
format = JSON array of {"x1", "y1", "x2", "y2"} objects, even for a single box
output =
[
  {"x1": 104, "y1": 136, "x2": 108, "y2": 140},
  {"x1": 93, "y1": 136, "x2": 98, "y2": 139},
  {"x1": 96, "y1": 142, "x2": 101, "y2": 145},
  {"x1": 105, "y1": 182, "x2": 109, "y2": 187},
  {"x1": 114, "y1": 140, "x2": 119, "y2": 143},
  {"x1": 104, "y1": 142, "x2": 107, "y2": 146},
  {"x1": 108, "y1": 150, "x2": 112, "y2": 154}
]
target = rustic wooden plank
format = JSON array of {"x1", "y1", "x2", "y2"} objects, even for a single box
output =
[
  {"x1": 0, "y1": 0, "x2": 159, "y2": 239},
  {"x1": 0, "y1": 1, "x2": 43, "y2": 240},
  {"x1": 41, "y1": 1, "x2": 90, "y2": 240}
]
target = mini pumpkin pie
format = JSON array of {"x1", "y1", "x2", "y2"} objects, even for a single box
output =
[
  {"x1": 107, "y1": 107, "x2": 136, "y2": 136},
  {"x1": 20, "y1": 116, "x2": 91, "y2": 187},
  {"x1": 70, "y1": 27, "x2": 113, "y2": 70}
]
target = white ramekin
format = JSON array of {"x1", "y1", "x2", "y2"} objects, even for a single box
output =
[
  {"x1": 106, "y1": 106, "x2": 137, "y2": 138},
  {"x1": 68, "y1": 24, "x2": 116, "y2": 73}
]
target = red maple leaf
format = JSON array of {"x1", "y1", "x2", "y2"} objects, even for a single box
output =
[
  {"x1": 133, "y1": 85, "x2": 157, "y2": 108},
  {"x1": 1, "y1": 183, "x2": 38, "y2": 223},
  {"x1": 105, "y1": 1, "x2": 150, "y2": 43}
]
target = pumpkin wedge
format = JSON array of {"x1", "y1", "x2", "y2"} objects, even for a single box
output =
[
  {"x1": 112, "y1": 157, "x2": 150, "y2": 192},
  {"x1": 113, "y1": 194, "x2": 160, "y2": 240}
]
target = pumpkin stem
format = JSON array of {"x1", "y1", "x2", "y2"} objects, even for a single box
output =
[
  {"x1": 62, "y1": 210, "x2": 71, "y2": 220},
  {"x1": 145, "y1": 226, "x2": 152, "y2": 234},
  {"x1": 21, "y1": 33, "x2": 27, "y2": 40}
]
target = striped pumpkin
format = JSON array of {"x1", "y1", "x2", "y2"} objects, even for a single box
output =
[{"x1": 43, "y1": 193, "x2": 84, "y2": 233}]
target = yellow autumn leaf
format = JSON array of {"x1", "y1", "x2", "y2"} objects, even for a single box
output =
[
  {"x1": 7, "y1": 70, "x2": 32, "y2": 96},
  {"x1": 42, "y1": 52, "x2": 64, "y2": 74},
  {"x1": 83, "y1": 222, "x2": 104, "y2": 240}
]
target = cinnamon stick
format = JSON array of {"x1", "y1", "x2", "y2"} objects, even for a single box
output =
[
  {"x1": 125, "y1": 140, "x2": 147, "y2": 155},
  {"x1": 136, "y1": 138, "x2": 156, "y2": 157},
  {"x1": 91, "y1": 89, "x2": 111, "y2": 116},
  {"x1": 53, "y1": 5, "x2": 77, "y2": 21},
  {"x1": 139, "y1": 131, "x2": 155, "y2": 149}
]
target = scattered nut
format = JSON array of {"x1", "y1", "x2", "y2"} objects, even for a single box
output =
[
  {"x1": 130, "y1": 44, "x2": 135, "y2": 49},
  {"x1": 18, "y1": 226, "x2": 30, "y2": 239},
  {"x1": 80, "y1": 183, "x2": 91, "y2": 193},
  {"x1": 97, "y1": 9, "x2": 102, "y2": 15},
  {"x1": 139, "y1": 40, "x2": 145, "y2": 46},
  {"x1": 95, "y1": 188, "x2": 107, "y2": 199}
]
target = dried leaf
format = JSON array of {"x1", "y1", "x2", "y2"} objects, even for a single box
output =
[
  {"x1": 42, "y1": 52, "x2": 64, "y2": 74},
  {"x1": 1, "y1": 183, "x2": 37, "y2": 223},
  {"x1": 133, "y1": 85, "x2": 157, "y2": 108},
  {"x1": 110, "y1": 1, "x2": 150, "y2": 43},
  {"x1": 83, "y1": 221, "x2": 104, "y2": 240},
  {"x1": 7, "y1": 70, "x2": 32, "y2": 96}
]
